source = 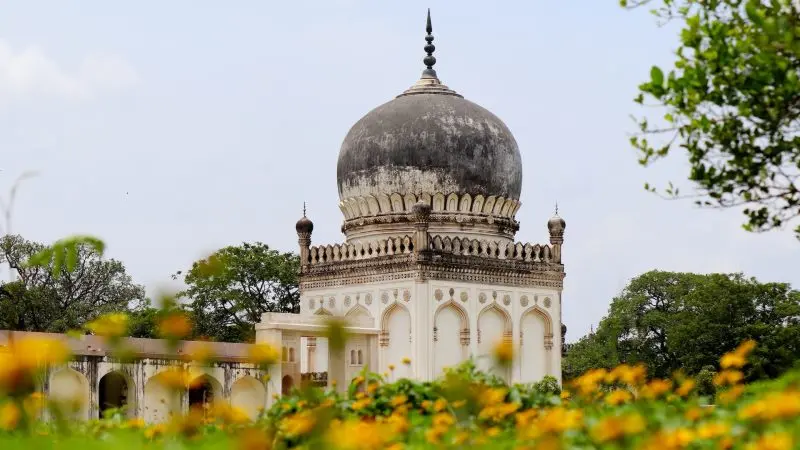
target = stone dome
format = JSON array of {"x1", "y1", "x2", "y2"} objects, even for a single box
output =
[
  {"x1": 334, "y1": 12, "x2": 524, "y2": 243},
  {"x1": 337, "y1": 84, "x2": 522, "y2": 202}
]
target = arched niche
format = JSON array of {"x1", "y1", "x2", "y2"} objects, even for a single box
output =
[
  {"x1": 49, "y1": 367, "x2": 90, "y2": 421},
  {"x1": 477, "y1": 302, "x2": 512, "y2": 380},
  {"x1": 230, "y1": 376, "x2": 266, "y2": 421},
  {"x1": 345, "y1": 304, "x2": 372, "y2": 322},
  {"x1": 519, "y1": 306, "x2": 554, "y2": 383},
  {"x1": 433, "y1": 300, "x2": 469, "y2": 377},
  {"x1": 143, "y1": 371, "x2": 182, "y2": 424},
  {"x1": 380, "y1": 302, "x2": 412, "y2": 378},
  {"x1": 281, "y1": 375, "x2": 294, "y2": 396},
  {"x1": 314, "y1": 307, "x2": 333, "y2": 316},
  {"x1": 188, "y1": 374, "x2": 223, "y2": 412},
  {"x1": 98, "y1": 370, "x2": 135, "y2": 419}
]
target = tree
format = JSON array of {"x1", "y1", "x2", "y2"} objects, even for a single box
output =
[
  {"x1": 174, "y1": 242, "x2": 300, "y2": 343},
  {"x1": 0, "y1": 234, "x2": 146, "y2": 333},
  {"x1": 563, "y1": 270, "x2": 800, "y2": 381},
  {"x1": 624, "y1": 0, "x2": 800, "y2": 238}
]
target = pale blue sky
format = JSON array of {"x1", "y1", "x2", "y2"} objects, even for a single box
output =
[{"x1": 1, "y1": 1, "x2": 797, "y2": 342}]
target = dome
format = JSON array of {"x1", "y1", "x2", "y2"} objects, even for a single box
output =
[
  {"x1": 334, "y1": 12, "x2": 523, "y2": 243},
  {"x1": 337, "y1": 86, "x2": 522, "y2": 201}
]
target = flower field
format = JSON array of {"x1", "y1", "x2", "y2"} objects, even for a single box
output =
[{"x1": 1, "y1": 331, "x2": 799, "y2": 450}]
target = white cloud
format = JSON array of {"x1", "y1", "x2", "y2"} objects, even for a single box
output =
[{"x1": 0, "y1": 40, "x2": 138, "y2": 102}]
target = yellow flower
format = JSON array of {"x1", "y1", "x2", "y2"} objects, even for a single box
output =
[
  {"x1": 746, "y1": 432, "x2": 793, "y2": 450},
  {"x1": 519, "y1": 407, "x2": 582, "y2": 440},
  {"x1": 144, "y1": 423, "x2": 166, "y2": 439},
  {"x1": 739, "y1": 391, "x2": 800, "y2": 422},
  {"x1": 641, "y1": 378, "x2": 673, "y2": 399},
  {"x1": 607, "y1": 364, "x2": 647, "y2": 386},
  {"x1": 560, "y1": 390, "x2": 571, "y2": 400},
  {"x1": 605, "y1": 389, "x2": 632, "y2": 406},
  {"x1": 237, "y1": 428, "x2": 272, "y2": 450},
  {"x1": 479, "y1": 387, "x2": 507, "y2": 406},
  {"x1": 676, "y1": 379, "x2": 695, "y2": 397},
  {"x1": 85, "y1": 313, "x2": 129, "y2": 338},
  {"x1": 401, "y1": 357, "x2": 411, "y2": 365},
  {"x1": 125, "y1": 418, "x2": 145, "y2": 429},
  {"x1": 493, "y1": 340, "x2": 513, "y2": 366},
  {"x1": 326, "y1": 420, "x2": 395, "y2": 450},
  {"x1": 0, "y1": 337, "x2": 70, "y2": 395},
  {"x1": 388, "y1": 364, "x2": 395, "y2": 371},
  {"x1": 157, "y1": 312, "x2": 192, "y2": 340},
  {"x1": 434, "y1": 398, "x2": 447, "y2": 412},
  {"x1": 390, "y1": 395, "x2": 408, "y2": 407},
  {"x1": 0, "y1": 402, "x2": 20, "y2": 431},
  {"x1": 717, "y1": 385, "x2": 745, "y2": 405},
  {"x1": 590, "y1": 413, "x2": 646, "y2": 443},
  {"x1": 432, "y1": 412, "x2": 455, "y2": 428},
  {"x1": 696, "y1": 422, "x2": 730, "y2": 439},
  {"x1": 247, "y1": 344, "x2": 280, "y2": 366},
  {"x1": 720, "y1": 352, "x2": 746, "y2": 370},
  {"x1": 186, "y1": 342, "x2": 216, "y2": 364},
  {"x1": 713, "y1": 370, "x2": 744, "y2": 387},
  {"x1": 351, "y1": 398, "x2": 372, "y2": 411},
  {"x1": 279, "y1": 410, "x2": 315, "y2": 437},
  {"x1": 572, "y1": 368, "x2": 608, "y2": 396}
]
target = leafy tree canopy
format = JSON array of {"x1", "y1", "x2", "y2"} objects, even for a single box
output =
[
  {"x1": 174, "y1": 242, "x2": 299, "y2": 343},
  {"x1": 563, "y1": 270, "x2": 800, "y2": 381},
  {"x1": 0, "y1": 234, "x2": 146, "y2": 333},
  {"x1": 624, "y1": 0, "x2": 800, "y2": 238}
]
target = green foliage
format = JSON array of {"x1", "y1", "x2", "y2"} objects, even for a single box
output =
[
  {"x1": 173, "y1": 242, "x2": 300, "y2": 343},
  {"x1": 625, "y1": 0, "x2": 800, "y2": 238},
  {"x1": 563, "y1": 270, "x2": 800, "y2": 381},
  {"x1": 0, "y1": 235, "x2": 146, "y2": 333}
]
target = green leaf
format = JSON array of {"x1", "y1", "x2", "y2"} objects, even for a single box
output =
[{"x1": 650, "y1": 66, "x2": 664, "y2": 87}]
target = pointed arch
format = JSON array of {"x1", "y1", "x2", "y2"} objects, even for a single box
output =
[
  {"x1": 478, "y1": 302, "x2": 512, "y2": 334},
  {"x1": 380, "y1": 301, "x2": 410, "y2": 330},
  {"x1": 49, "y1": 367, "x2": 91, "y2": 421},
  {"x1": 433, "y1": 299, "x2": 469, "y2": 330},
  {"x1": 519, "y1": 305, "x2": 554, "y2": 382},
  {"x1": 345, "y1": 304, "x2": 372, "y2": 320},
  {"x1": 520, "y1": 305, "x2": 553, "y2": 336},
  {"x1": 314, "y1": 307, "x2": 333, "y2": 316},
  {"x1": 380, "y1": 301, "x2": 412, "y2": 377}
]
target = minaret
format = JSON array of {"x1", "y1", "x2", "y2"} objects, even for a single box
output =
[
  {"x1": 295, "y1": 203, "x2": 314, "y2": 273},
  {"x1": 548, "y1": 203, "x2": 566, "y2": 264}
]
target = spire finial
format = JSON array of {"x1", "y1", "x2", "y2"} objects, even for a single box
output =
[
  {"x1": 422, "y1": 9, "x2": 437, "y2": 77},
  {"x1": 554, "y1": 201, "x2": 559, "y2": 216},
  {"x1": 303, "y1": 202, "x2": 307, "y2": 217}
]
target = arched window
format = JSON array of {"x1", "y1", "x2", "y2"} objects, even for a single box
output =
[
  {"x1": 357, "y1": 350, "x2": 363, "y2": 365},
  {"x1": 282, "y1": 346, "x2": 288, "y2": 362},
  {"x1": 350, "y1": 350, "x2": 356, "y2": 365},
  {"x1": 289, "y1": 347, "x2": 295, "y2": 362}
]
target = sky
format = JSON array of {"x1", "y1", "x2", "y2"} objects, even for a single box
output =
[{"x1": 0, "y1": 1, "x2": 797, "y2": 343}]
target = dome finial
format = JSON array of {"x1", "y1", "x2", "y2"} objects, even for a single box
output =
[
  {"x1": 422, "y1": 8, "x2": 437, "y2": 77},
  {"x1": 303, "y1": 201, "x2": 307, "y2": 217},
  {"x1": 554, "y1": 201, "x2": 559, "y2": 216}
]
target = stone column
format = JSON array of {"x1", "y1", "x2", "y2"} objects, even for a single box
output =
[{"x1": 411, "y1": 201, "x2": 431, "y2": 260}]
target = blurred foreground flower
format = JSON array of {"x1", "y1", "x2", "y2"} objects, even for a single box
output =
[
  {"x1": 85, "y1": 313, "x2": 129, "y2": 339},
  {"x1": 493, "y1": 340, "x2": 513, "y2": 367},
  {"x1": 158, "y1": 312, "x2": 192, "y2": 341},
  {"x1": 0, "y1": 337, "x2": 70, "y2": 396}
]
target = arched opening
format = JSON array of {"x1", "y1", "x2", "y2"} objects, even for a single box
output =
[
  {"x1": 381, "y1": 302, "x2": 412, "y2": 378},
  {"x1": 231, "y1": 376, "x2": 266, "y2": 421},
  {"x1": 188, "y1": 375, "x2": 221, "y2": 413},
  {"x1": 143, "y1": 372, "x2": 181, "y2": 424},
  {"x1": 49, "y1": 368, "x2": 90, "y2": 421},
  {"x1": 433, "y1": 301, "x2": 469, "y2": 377},
  {"x1": 289, "y1": 347, "x2": 295, "y2": 362},
  {"x1": 357, "y1": 350, "x2": 363, "y2": 365},
  {"x1": 98, "y1": 371, "x2": 132, "y2": 418},
  {"x1": 350, "y1": 349, "x2": 356, "y2": 365},
  {"x1": 282, "y1": 346, "x2": 288, "y2": 362},
  {"x1": 281, "y1": 375, "x2": 293, "y2": 395}
]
